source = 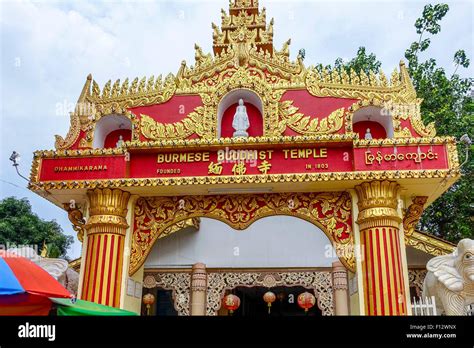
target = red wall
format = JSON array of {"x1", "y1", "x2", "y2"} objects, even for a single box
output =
[
  {"x1": 104, "y1": 129, "x2": 132, "y2": 148},
  {"x1": 220, "y1": 103, "x2": 263, "y2": 138}
]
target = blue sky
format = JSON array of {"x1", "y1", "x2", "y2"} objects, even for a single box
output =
[{"x1": 0, "y1": 0, "x2": 472, "y2": 259}]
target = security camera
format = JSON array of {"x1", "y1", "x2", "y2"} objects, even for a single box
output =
[
  {"x1": 460, "y1": 134, "x2": 472, "y2": 146},
  {"x1": 9, "y1": 151, "x2": 20, "y2": 165}
]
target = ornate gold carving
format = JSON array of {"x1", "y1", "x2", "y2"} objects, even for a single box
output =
[
  {"x1": 55, "y1": 75, "x2": 95, "y2": 150},
  {"x1": 51, "y1": 1, "x2": 453, "y2": 153},
  {"x1": 355, "y1": 180, "x2": 401, "y2": 230},
  {"x1": 278, "y1": 100, "x2": 345, "y2": 135},
  {"x1": 206, "y1": 270, "x2": 334, "y2": 316},
  {"x1": 403, "y1": 196, "x2": 428, "y2": 237},
  {"x1": 305, "y1": 61, "x2": 417, "y2": 104},
  {"x1": 55, "y1": 114, "x2": 82, "y2": 150},
  {"x1": 140, "y1": 106, "x2": 209, "y2": 140},
  {"x1": 406, "y1": 230, "x2": 456, "y2": 256},
  {"x1": 143, "y1": 271, "x2": 191, "y2": 316},
  {"x1": 159, "y1": 218, "x2": 200, "y2": 240},
  {"x1": 131, "y1": 192, "x2": 354, "y2": 275},
  {"x1": 63, "y1": 203, "x2": 86, "y2": 242}
]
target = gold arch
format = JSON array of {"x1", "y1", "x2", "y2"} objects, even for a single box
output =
[{"x1": 130, "y1": 192, "x2": 355, "y2": 275}]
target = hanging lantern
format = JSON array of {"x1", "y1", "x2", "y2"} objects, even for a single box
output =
[
  {"x1": 277, "y1": 292, "x2": 285, "y2": 302},
  {"x1": 142, "y1": 293, "x2": 155, "y2": 316},
  {"x1": 263, "y1": 291, "x2": 276, "y2": 314},
  {"x1": 222, "y1": 294, "x2": 240, "y2": 315},
  {"x1": 297, "y1": 292, "x2": 316, "y2": 313}
]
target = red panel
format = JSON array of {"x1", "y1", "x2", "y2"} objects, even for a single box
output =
[
  {"x1": 220, "y1": 103, "x2": 263, "y2": 138},
  {"x1": 354, "y1": 144, "x2": 449, "y2": 171},
  {"x1": 281, "y1": 90, "x2": 357, "y2": 135},
  {"x1": 104, "y1": 129, "x2": 132, "y2": 149},
  {"x1": 39, "y1": 156, "x2": 127, "y2": 181},
  {"x1": 353, "y1": 121, "x2": 387, "y2": 139},
  {"x1": 129, "y1": 94, "x2": 202, "y2": 126},
  {"x1": 129, "y1": 147, "x2": 353, "y2": 178}
]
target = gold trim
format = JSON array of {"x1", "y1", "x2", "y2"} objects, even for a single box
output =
[
  {"x1": 159, "y1": 218, "x2": 200, "y2": 240},
  {"x1": 29, "y1": 169, "x2": 460, "y2": 192},
  {"x1": 405, "y1": 230, "x2": 455, "y2": 256}
]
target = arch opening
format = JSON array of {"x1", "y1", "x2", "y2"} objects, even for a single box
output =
[
  {"x1": 93, "y1": 114, "x2": 132, "y2": 148},
  {"x1": 352, "y1": 106, "x2": 393, "y2": 139}
]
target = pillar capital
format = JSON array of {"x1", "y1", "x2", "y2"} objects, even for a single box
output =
[
  {"x1": 85, "y1": 188, "x2": 131, "y2": 236},
  {"x1": 355, "y1": 180, "x2": 401, "y2": 230}
]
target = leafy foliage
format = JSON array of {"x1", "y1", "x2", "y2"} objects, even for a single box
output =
[
  {"x1": 0, "y1": 197, "x2": 73, "y2": 258},
  {"x1": 327, "y1": 4, "x2": 473, "y2": 242}
]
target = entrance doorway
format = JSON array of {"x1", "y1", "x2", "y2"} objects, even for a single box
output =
[{"x1": 221, "y1": 286, "x2": 322, "y2": 317}]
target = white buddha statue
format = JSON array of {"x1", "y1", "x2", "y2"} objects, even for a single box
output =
[
  {"x1": 116, "y1": 135, "x2": 125, "y2": 148},
  {"x1": 365, "y1": 128, "x2": 373, "y2": 140},
  {"x1": 232, "y1": 99, "x2": 250, "y2": 137}
]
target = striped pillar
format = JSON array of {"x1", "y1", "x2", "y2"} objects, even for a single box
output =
[
  {"x1": 81, "y1": 188, "x2": 130, "y2": 308},
  {"x1": 355, "y1": 180, "x2": 407, "y2": 315}
]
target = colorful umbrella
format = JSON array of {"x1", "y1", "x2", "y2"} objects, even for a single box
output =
[
  {"x1": 50, "y1": 298, "x2": 138, "y2": 316},
  {"x1": 0, "y1": 250, "x2": 72, "y2": 315}
]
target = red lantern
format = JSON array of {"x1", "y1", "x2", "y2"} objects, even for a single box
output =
[
  {"x1": 142, "y1": 293, "x2": 155, "y2": 316},
  {"x1": 222, "y1": 294, "x2": 240, "y2": 315},
  {"x1": 297, "y1": 292, "x2": 316, "y2": 312},
  {"x1": 263, "y1": 291, "x2": 276, "y2": 314}
]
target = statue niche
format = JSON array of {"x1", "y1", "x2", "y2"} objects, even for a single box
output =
[{"x1": 218, "y1": 93, "x2": 263, "y2": 139}]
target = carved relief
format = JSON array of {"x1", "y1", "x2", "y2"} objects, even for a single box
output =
[
  {"x1": 403, "y1": 196, "x2": 428, "y2": 237},
  {"x1": 143, "y1": 272, "x2": 191, "y2": 316}
]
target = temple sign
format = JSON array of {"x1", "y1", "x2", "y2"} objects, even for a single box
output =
[{"x1": 232, "y1": 99, "x2": 250, "y2": 137}]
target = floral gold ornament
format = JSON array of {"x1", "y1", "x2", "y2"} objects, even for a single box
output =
[{"x1": 278, "y1": 100, "x2": 345, "y2": 135}]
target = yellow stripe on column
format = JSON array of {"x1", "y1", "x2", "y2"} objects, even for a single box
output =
[
  {"x1": 379, "y1": 228, "x2": 390, "y2": 315},
  {"x1": 385, "y1": 228, "x2": 397, "y2": 315}
]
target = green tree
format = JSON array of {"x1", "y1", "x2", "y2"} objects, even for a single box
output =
[
  {"x1": 404, "y1": 4, "x2": 473, "y2": 241},
  {"x1": 326, "y1": 4, "x2": 473, "y2": 242},
  {"x1": 0, "y1": 197, "x2": 73, "y2": 258}
]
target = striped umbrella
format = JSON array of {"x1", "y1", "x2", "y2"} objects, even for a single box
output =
[{"x1": 0, "y1": 250, "x2": 72, "y2": 315}]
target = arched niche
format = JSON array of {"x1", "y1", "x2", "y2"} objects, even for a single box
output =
[
  {"x1": 217, "y1": 89, "x2": 263, "y2": 138},
  {"x1": 352, "y1": 106, "x2": 393, "y2": 139},
  {"x1": 93, "y1": 114, "x2": 132, "y2": 148}
]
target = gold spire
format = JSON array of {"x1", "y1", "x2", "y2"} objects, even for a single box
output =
[{"x1": 213, "y1": 0, "x2": 274, "y2": 56}]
